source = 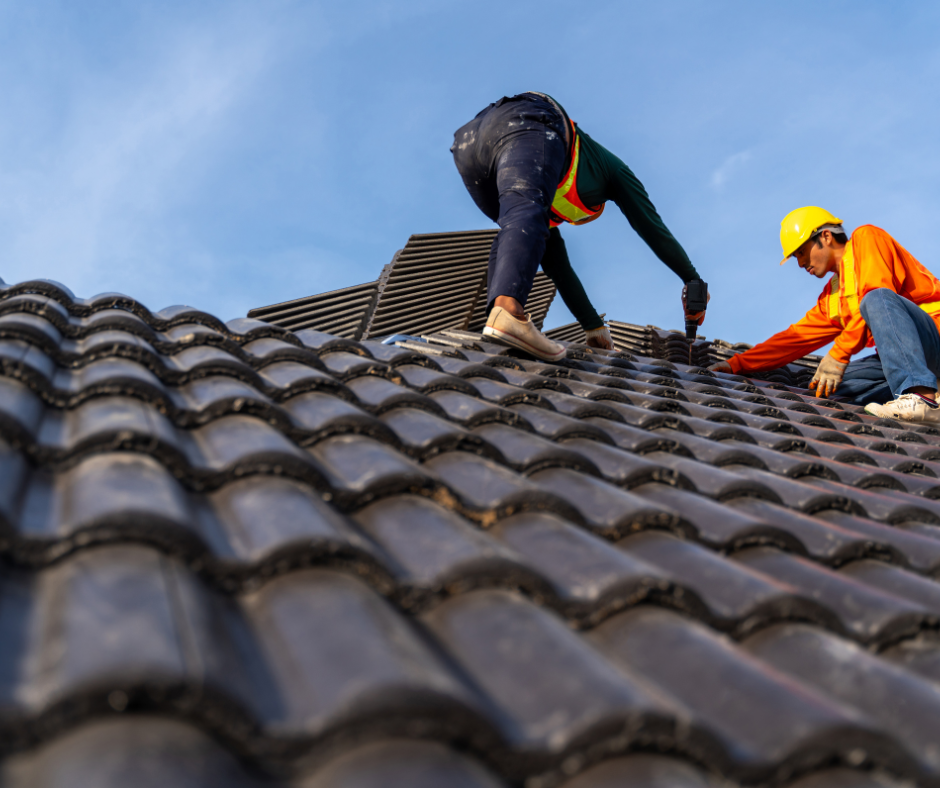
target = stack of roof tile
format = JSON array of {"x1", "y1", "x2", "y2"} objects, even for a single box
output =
[
  {"x1": 548, "y1": 323, "x2": 821, "y2": 386},
  {"x1": 248, "y1": 230, "x2": 557, "y2": 340},
  {"x1": 3, "y1": 277, "x2": 940, "y2": 787}
]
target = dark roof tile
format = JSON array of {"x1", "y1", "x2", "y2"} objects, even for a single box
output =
[
  {"x1": 636, "y1": 485, "x2": 807, "y2": 553},
  {"x1": 619, "y1": 531, "x2": 829, "y2": 631},
  {"x1": 589, "y1": 607, "x2": 891, "y2": 781},
  {"x1": 785, "y1": 769, "x2": 911, "y2": 788},
  {"x1": 1, "y1": 718, "x2": 265, "y2": 788},
  {"x1": 559, "y1": 438, "x2": 695, "y2": 489},
  {"x1": 281, "y1": 391, "x2": 396, "y2": 445},
  {"x1": 302, "y1": 739, "x2": 507, "y2": 788},
  {"x1": 509, "y1": 404, "x2": 616, "y2": 442},
  {"x1": 319, "y1": 352, "x2": 393, "y2": 381},
  {"x1": 527, "y1": 468, "x2": 686, "y2": 538},
  {"x1": 641, "y1": 454, "x2": 782, "y2": 502},
  {"x1": 491, "y1": 512, "x2": 678, "y2": 623},
  {"x1": 744, "y1": 624, "x2": 940, "y2": 777},
  {"x1": 383, "y1": 408, "x2": 498, "y2": 460},
  {"x1": 257, "y1": 362, "x2": 347, "y2": 398},
  {"x1": 395, "y1": 364, "x2": 479, "y2": 395},
  {"x1": 734, "y1": 548, "x2": 935, "y2": 644},
  {"x1": 716, "y1": 467, "x2": 861, "y2": 513},
  {"x1": 472, "y1": 423, "x2": 598, "y2": 475},
  {"x1": 582, "y1": 417, "x2": 694, "y2": 455},
  {"x1": 244, "y1": 568, "x2": 484, "y2": 738},
  {"x1": 353, "y1": 495, "x2": 530, "y2": 610},
  {"x1": 804, "y1": 480, "x2": 940, "y2": 523},
  {"x1": 345, "y1": 375, "x2": 443, "y2": 415},
  {"x1": 465, "y1": 377, "x2": 554, "y2": 409},
  {"x1": 429, "y1": 390, "x2": 532, "y2": 429},
  {"x1": 557, "y1": 754, "x2": 722, "y2": 787},
  {"x1": 309, "y1": 435, "x2": 432, "y2": 507},
  {"x1": 728, "y1": 500, "x2": 936, "y2": 569},
  {"x1": 423, "y1": 591, "x2": 678, "y2": 758}
]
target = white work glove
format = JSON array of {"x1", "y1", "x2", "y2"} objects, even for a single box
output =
[
  {"x1": 682, "y1": 283, "x2": 712, "y2": 326},
  {"x1": 708, "y1": 361, "x2": 733, "y2": 373},
  {"x1": 810, "y1": 352, "x2": 847, "y2": 399},
  {"x1": 585, "y1": 325, "x2": 614, "y2": 350},
  {"x1": 585, "y1": 313, "x2": 614, "y2": 350}
]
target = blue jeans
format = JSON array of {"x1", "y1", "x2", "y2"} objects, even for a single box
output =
[{"x1": 834, "y1": 288, "x2": 940, "y2": 405}]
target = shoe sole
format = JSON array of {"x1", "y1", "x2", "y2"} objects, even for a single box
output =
[
  {"x1": 864, "y1": 403, "x2": 940, "y2": 423},
  {"x1": 482, "y1": 325, "x2": 566, "y2": 362}
]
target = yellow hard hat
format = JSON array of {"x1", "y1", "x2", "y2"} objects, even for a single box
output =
[{"x1": 779, "y1": 206, "x2": 843, "y2": 264}]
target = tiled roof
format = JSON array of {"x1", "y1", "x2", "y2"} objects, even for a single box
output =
[
  {"x1": 2, "y1": 276, "x2": 940, "y2": 787},
  {"x1": 248, "y1": 230, "x2": 557, "y2": 339}
]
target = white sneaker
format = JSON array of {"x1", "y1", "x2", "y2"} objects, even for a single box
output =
[
  {"x1": 483, "y1": 306, "x2": 566, "y2": 362},
  {"x1": 864, "y1": 393, "x2": 940, "y2": 423}
]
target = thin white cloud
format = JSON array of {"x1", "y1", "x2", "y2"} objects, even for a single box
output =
[
  {"x1": 710, "y1": 150, "x2": 753, "y2": 190},
  {"x1": 0, "y1": 6, "x2": 281, "y2": 302}
]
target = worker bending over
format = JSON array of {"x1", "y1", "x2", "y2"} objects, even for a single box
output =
[
  {"x1": 710, "y1": 206, "x2": 940, "y2": 424},
  {"x1": 452, "y1": 91, "x2": 707, "y2": 362}
]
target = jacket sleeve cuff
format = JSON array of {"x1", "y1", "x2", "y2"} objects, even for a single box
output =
[
  {"x1": 727, "y1": 354, "x2": 745, "y2": 374},
  {"x1": 829, "y1": 348, "x2": 852, "y2": 364}
]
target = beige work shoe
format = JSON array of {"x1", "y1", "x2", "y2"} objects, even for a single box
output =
[
  {"x1": 483, "y1": 306, "x2": 566, "y2": 362},
  {"x1": 864, "y1": 393, "x2": 940, "y2": 423}
]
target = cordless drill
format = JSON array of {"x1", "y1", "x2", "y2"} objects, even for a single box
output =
[{"x1": 684, "y1": 279, "x2": 708, "y2": 365}]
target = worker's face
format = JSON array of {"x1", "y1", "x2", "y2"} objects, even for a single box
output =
[{"x1": 793, "y1": 231, "x2": 839, "y2": 278}]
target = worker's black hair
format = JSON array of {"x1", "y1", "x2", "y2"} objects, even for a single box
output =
[{"x1": 813, "y1": 230, "x2": 849, "y2": 246}]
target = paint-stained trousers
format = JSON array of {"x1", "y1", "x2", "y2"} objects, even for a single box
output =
[{"x1": 451, "y1": 94, "x2": 569, "y2": 314}]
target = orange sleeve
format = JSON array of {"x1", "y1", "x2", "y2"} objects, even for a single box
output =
[
  {"x1": 830, "y1": 312, "x2": 869, "y2": 363},
  {"x1": 727, "y1": 296, "x2": 842, "y2": 374}
]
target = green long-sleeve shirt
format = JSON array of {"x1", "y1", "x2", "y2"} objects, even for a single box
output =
[{"x1": 541, "y1": 123, "x2": 699, "y2": 331}]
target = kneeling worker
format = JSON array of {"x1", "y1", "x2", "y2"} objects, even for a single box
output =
[
  {"x1": 451, "y1": 91, "x2": 708, "y2": 361},
  {"x1": 710, "y1": 206, "x2": 940, "y2": 424}
]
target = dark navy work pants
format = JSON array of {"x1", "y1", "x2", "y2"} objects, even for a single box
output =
[{"x1": 451, "y1": 94, "x2": 568, "y2": 313}]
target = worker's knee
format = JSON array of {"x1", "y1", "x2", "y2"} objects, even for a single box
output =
[
  {"x1": 498, "y1": 201, "x2": 550, "y2": 235},
  {"x1": 859, "y1": 287, "x2": 896, "y2": 318}
]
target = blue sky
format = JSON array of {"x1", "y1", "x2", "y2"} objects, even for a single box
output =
[{"x1": 1, "y1": 1, "x2": 939, "y2": 350}]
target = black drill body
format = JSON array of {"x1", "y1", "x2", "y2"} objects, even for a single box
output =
[{"x1": 685, "y1": 279, "x2": 708, "y2": 362}]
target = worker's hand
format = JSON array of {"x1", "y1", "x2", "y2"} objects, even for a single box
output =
[
  {"x1": 708, "y1": 361, "x2": 733, "y2": 374},
  {"x1": 809, "y1": 352, "x2": 847, "y2": 399},
  {"x1": 585, "y1": 325, "x2": 614, "y2": 350},
  {"x1": 682, "y1": 284, "x2": 712, "y2": 326}
]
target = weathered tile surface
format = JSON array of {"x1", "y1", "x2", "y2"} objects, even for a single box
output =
[{"x1": 2, "y1": 278, "x2": 940, "y2": 786}]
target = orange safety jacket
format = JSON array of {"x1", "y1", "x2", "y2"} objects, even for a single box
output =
[
  {"x1": 549, "y1": 121, "x2": 606, "y2": 228},
  {"x1": 728, "y1": 225, "x2": 940, "y2": 375}
]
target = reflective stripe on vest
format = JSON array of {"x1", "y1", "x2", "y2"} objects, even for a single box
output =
[
  {"x1": 549, "y1": 121, "x2": 605, "y2": 228},
  {"x1": 829, "y1": 241, "x2": 940, "y2": 325}
]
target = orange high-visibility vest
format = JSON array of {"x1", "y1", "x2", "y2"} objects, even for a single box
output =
[
  {"x1": 549, "y1": 121, "x2": 605, "y2": 228},
  {"x1": 826, "y1": 241, "x2": 940, "y2": 327}
]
